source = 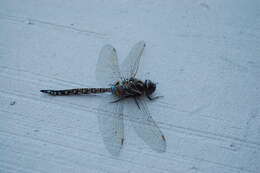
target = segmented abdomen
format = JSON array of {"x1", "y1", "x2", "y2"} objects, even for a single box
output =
[{"x1": 40, "y1": 88, "x2": 111, "y2": 96}]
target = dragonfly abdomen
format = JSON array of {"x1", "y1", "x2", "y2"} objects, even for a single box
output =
[{"x1": 40, "y1": 88, "x2": 111, "y2": 96}]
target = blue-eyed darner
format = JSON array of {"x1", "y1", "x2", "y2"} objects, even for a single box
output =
[{"x1": 41, "y1": 41, "x2": 166, "y2": 155}]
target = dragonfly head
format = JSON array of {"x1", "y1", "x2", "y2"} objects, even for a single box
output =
[{"x1": 144, "y1": 79, "x2": 156, "y2": 96}]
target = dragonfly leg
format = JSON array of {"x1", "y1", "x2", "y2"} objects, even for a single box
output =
[
  {"x1": 111, "y1": 98, "x2": 123, "y2": 103},
  {"x1": 110, "y1": 95, "x2": 132, "y2": 103},
  {"x1": 134, "y1": 97, "x2": 141, "y2": 109},
  {"x1": 147, "y1": 95, "x2": 163, "y2": 101},
  {"x1": 110, "y1": 96, "x2": 129, "y2": 103}
]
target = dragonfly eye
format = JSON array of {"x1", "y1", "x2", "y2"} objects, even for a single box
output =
[{"x1": 145, "y1": 80, "x2": 156, "y2": 95}]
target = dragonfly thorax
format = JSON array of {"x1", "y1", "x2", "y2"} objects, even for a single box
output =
[{"x1": 111, "y1": 77, "x2": 156, "y2": 98}]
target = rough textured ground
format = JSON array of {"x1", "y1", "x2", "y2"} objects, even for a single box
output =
[{"x1": 0, "y1": 0, "x2": 260, "y2": 173}]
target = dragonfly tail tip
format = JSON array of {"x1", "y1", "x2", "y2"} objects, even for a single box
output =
[{"x1": 40, "y1": 90, "x2": 49, "y2": 93}]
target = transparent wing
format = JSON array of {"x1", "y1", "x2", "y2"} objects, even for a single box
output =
[
  {"x1": 97, "y1": 95, "x2": 124, "y2": 156},
  {"x1": 96, "y1": 45, "x2": 121, "y2": 87},
  {"x1": 121, "y1": 41, "x2": 146, "y2": 79},
  {"x1": 124, "y1": 97, "x2": 166, "y2": 152}
]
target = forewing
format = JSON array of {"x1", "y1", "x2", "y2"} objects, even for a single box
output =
[
  {"x1": 121, "y1": 41, "x2": 146, "y2": 79},
  {"x1": 124, "y1": 98, "x2": 166, "y2": 152},
  {"x1": 97, "y1": 95, "x2": 124, "y2": 156},
  {"x1": 96, "y1": 45, "x2": 121, "y2": 86}
]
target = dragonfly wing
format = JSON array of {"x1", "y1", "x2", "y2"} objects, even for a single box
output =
[
  {"x1": 121, "y1": 41, "x2": 146, "y2": 79},
  {"x1": 97, "y1": 95, "x2": 124, "y2": 156},
  {"x1": 125, "y1": 97, "x2": 166, "y2": 152},
  {"x1": 96, "y1": 45, "x2": 121, "y2": 87}
]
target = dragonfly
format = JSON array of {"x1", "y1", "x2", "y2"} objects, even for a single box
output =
[{"x1": 40, "y1": 41, "x2": 166, "y2": 155}]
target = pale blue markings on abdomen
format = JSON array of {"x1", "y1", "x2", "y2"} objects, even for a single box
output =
[{"x1": 111, "y1": 85, "x2": 117, "y2": 95}]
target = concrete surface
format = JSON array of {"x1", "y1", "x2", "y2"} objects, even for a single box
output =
[{"x1": 0, "y1": 0, "x2": 260, "y2": 173}]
